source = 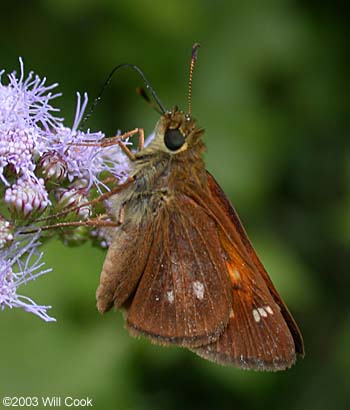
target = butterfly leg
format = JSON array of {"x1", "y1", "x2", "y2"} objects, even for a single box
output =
[
  {"x1": 20, "y1": 214, "x2": 120, "y2": 234},
  {"x1": 117, "y1": 205, "x2": 125, "y2": 225},
  {"x1": 117, "y1": 127, "x2": 145, "y2": 160},
  {"x1": 34, "y1": 177, "x2": 134, "y2": 224},
  {"x1": 68, "y1": 127, "x2": 145, "y2": 160},
  {"x1": 68, "y1": 128, "x2": 140, "y2": 148},
  {"x1": 137, "y1": 128, "x2": 145, "y2": 151},
  {"x1": 69, "y1": 127, "x2": 143, "y2": 147}
]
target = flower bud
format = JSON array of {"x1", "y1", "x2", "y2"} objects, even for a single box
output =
[
  {"x1": 0, "y1": 216, "x2": 14, "y2": 248},
  {"x1": 56, "y1": 187, "x2": 90, "y2": 219},
  {"x1": 5, "y1": 177, "x2": 50, "y2": 219},
  {"x1": 38, "y1": 151, "x2": 67, "y2": 182}
]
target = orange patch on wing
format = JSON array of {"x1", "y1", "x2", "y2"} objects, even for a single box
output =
[{"x1": 225, "y1": 259, "x2": 242, "y2": 288}]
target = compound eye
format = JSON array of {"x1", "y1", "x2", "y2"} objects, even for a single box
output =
[{"x1": 164, "y1": 128, "x2": 185, "y2": 151}]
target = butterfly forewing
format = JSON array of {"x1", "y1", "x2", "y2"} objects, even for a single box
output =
[{"x1": 126, "y1": 194, "x2": 233, "y2": 348}]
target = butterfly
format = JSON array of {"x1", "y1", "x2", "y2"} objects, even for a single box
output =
[{"x1": 95, "y1": 44, "x2": 304, "y2": 371}]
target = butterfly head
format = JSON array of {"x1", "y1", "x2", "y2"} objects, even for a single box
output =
[
  {"x1": 136, "y1": 44, "x2": 203, "y2": 156},
  {"x1": 146, "y1": 106, "x2": 203, "y2": 155}
]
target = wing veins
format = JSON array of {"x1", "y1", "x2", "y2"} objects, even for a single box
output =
[
  {"x1": 179, "y1": 214, "x2": 213, "y2": 333},
  {"x1": 185, "y1": 213, "x2": 229, "y2": 315}
]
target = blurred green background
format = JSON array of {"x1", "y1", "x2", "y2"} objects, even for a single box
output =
[{"x1": 0, "y1": 1, "x2": 348, "y2": 409}]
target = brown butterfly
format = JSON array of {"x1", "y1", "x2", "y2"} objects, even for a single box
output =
[{"x1": 96, "y1": 44, "x2": 304, "y2": 371}]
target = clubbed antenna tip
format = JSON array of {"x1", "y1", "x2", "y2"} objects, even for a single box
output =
[
  {"x1": 188, "y1": 43, "x2": 201, "y2": 115},
  {"x1": 192, "y1": 43, "x2": 201, "y2": 61}
]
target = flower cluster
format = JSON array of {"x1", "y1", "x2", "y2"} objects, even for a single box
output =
[
  {"x1": 0, "y1": 58, "x2": 130, "y2": 320},
  {"x1": 0, "y1": 58, "x2": 62, "y2": 185},
  {"x1": 0, "y1": 233, "x2": 54, "y2": 321}
]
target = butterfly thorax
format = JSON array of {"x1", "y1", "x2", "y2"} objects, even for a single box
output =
[{"x1": 110, "y1": 108, "x2": 208, "y2": 226}]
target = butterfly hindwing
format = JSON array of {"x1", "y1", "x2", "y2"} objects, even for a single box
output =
[
  {"x1": 193, "y1": 256, "x2": 298, "y2": 370},
  {"x1": 191, "y1": 172, "x2": 304, "y2": 370},
  {"x1": 96, "y1": 218, "x2": 154, "y2": 313}
]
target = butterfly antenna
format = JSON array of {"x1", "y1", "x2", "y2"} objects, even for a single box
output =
[
  {"x1": 80, "y1": 64, "x2": 166, "y2": 129},
  {"x1": 188, "y1": 43, "x2": 200, "y2": 116},
  {"x1": 136, "y1": 87, "x2": 163, "y2": 115}
]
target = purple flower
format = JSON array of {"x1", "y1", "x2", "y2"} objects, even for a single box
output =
[
  {"x1": 5, "y1": 176, "x2": 50, "y2": 218},
  {"x1": 0, "y1": 125, "x2": 36, "y2": 184},
  {"x1": 2, "y1": 57, "x2": 62, "y2": 131},
  {"x1": 50, "y1": 92, "x2": 130, "y2": 191},
  {"x1": 0, "y1": 233, "x2": 55, "y2": 322},
  {"x1": 0, "y1": 217, "x2": 14, "y2": 249},
  {"x1": 38, "y1": 151, "x2": 67, "y2": 181},
  {"x1": 56, "y1": 185, "x2": 91, "y2": 219},
  {"x1": 0, "y1": 58, "x2": 63, "y2": 184},
  {"x1": 0, "y1": 57, "x2": 132, "y2": 323}
]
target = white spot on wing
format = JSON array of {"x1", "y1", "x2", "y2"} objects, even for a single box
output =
[
  {"x1": 253, "y1": 309, "x2": 261, "y2": 322},
  {"x1": 167, "y1": 290, "x2": 174, "y2": 303},
  {"x1": 258, "y1": 307, "x2": 268, "y2": 317},
  {"x1": 265, "y1": 305, "x2": 274, "y2": 314},
  {"x1": 253, "y1": 306, "x2": 274, "y2": 322},
  {"x1": 193, "y1": 281, "x2": 204, "y2": 300}
]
